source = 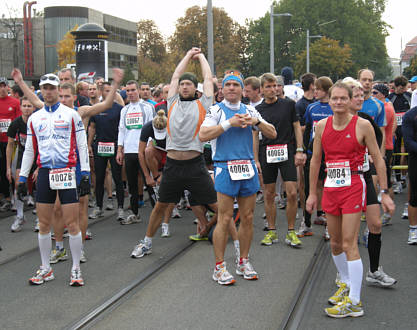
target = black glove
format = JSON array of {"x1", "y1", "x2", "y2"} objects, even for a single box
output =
[
  {"x1": 17, "y1": 182, "x2": 27, "y2": 201},
  {"x1": 78, "y1": 175, "x2": 90, "y2": 197}
]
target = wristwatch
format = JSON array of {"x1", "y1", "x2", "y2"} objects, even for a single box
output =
[
  {"x1": 296, "y1": 147, "x2": 304, "y2": 153},
  {"x1": 380, "y1": 189, "x2": 389, "y2": 194}
]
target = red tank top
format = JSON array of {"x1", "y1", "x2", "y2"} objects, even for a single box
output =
[{"x1": 322, "y1": 115, "x2": 366, "y2": 172}]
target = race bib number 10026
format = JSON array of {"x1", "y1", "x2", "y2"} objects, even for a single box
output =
[
  {"x1": 49, "y1": 168, "x2": 76, "y2": 190},
  {"x1": 227, "y1": 160, "x2": 255, "y2": 181}
]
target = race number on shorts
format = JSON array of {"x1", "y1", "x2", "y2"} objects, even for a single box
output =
[
  {"x1": 266, "y1": 144, "x2": 288, "y2": 163},
  {"x1": 0, "y1": 119, "x2": 11, "y2": 133},
  {"x1": 49, "y1": 168, "x2": 76, "y2": 190},
  {"x1": 324, "y1": 160, "x2": 351, "y2": 188},
  {"x1": 125, "y1": 112, "x2": 143, "y2": 129},
  {"x1": 97, "y1": 142, "x2": 115, "y2": 157},
  {"x1": 227, "y1": 160, "x2": 255, "y2": 180},
  {"x1": 395, "y1": 112, "x2": 404, "y2": 126}
]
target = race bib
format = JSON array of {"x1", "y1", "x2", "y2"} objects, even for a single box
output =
[
  {"x1": 363, "y1": 149, "x2": 370, "y2": 172},
  {"x1": 0, "y1": 119, "x2": 11, "y2": 133},
  {"x1": 125, "y1": 112, "x2": 143, "y2": 129},
  {"x1": 395, "y1": 112, "x2": 404, "y2": 126},
  {"x1": 227, "y1": 160, "x2": 255, "y2": 181},
  {"x1": 324, "y1": 160, "x2": 351, "y2": 188},
  {"x1": 266, "y1": 144, "x2": 288, "y2": 163},
  {"x1": 49, "y1": 168, "x2": 76, "y2": 190},
  {"x1": 97, "y1": 142, "x2": 115, "y2": 157}
]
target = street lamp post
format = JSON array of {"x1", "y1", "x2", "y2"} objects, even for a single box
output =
[
  {"x1": 306, "y1": 20, "x2": 336, "y2": 73},
  {"x1": 270, "y1": 5, "x2": 292, "y2": 74},
  {"x1": 306, "y1": 29, "x2": 322, "y2": 73}
]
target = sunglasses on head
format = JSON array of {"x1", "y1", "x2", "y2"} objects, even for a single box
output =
[{"x1": 40, "y1": 75, "x2": 58, "y2": 81}]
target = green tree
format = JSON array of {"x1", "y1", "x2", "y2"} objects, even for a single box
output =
[
  {"x1": 246, "y1": 0, "x2": 391, "y2": 79},
  {"x1": 137, "y1": 19, "x2": 166, "y2": 63},
  {"x1": 122, "y1": 64, "x2": 135, "y2": 85},
  {"x1": 403, "y1": 54, "x2": 417, "y2": 78},
  {"x1": 168, "y1": 5, "x2": 247, "y2": 77},
  {"x1": 56, "y1": 25, "x2": 77, "y2": 69},
  {"x1": 294, "y1": 37, "x2": 352, "y2": 81}
]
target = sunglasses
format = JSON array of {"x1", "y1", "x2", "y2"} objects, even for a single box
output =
[
  {"x1": 372, "y1": 90, "x2": 379, "y2": 95},
  {"x1": 40, "y1": 75, "x2": 59, "y2": 81}
]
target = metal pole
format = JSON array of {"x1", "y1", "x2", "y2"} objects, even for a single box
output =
[
  {"x1": 207, "y1": 0, "x2": 214, "y2": 74},
  {"x1": 306, "y1": 29, "x2": 310, "y2": 73},
  {"x1": 270, "y1": 5, "x2": 274, "y2": 73}
]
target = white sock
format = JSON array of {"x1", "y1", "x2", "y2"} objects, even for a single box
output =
[
  {"x1": 56, "y1": 241, "x2": 64, "y2": 250},
  {"x1": 16, "y1": 198, "x2": 24, "y2": 218},
  {"x1": 348, "y1": 259, "x2": 363, "y2": 305},
  {"x1": 332, "y1": 252, "x2": 349, "y2": 286},
  {"x1": 38, "y1": 232, "x2": 51, "y2": 270},
  {"x1": 144, "y1": 236, "x2": 152, "y2": 247},
  {"x1": 162, "y1": 223, "x2": 168, "y2": 229},
  {"x1": 233, "y1": 240, "x2": 240, "y2": 250},
  {"x1": 69, "y1": 232, "x2": 82, "y2": 270}
]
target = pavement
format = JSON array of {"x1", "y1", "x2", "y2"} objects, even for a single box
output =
[{"x1": 0, "y1": 189, "x2": 414, "y2": 330}]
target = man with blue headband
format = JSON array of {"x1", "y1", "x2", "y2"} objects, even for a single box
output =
[{"x1": 200, "y1": 70, "x2": 276, "y2": 285}]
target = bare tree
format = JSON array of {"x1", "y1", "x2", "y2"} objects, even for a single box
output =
[{"x1": 0, "y1": 5, "x2": 23, "y2": 68}]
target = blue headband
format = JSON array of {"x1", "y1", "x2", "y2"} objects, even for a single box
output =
[{"x1": 222, "y1": 75, "x2": 243, "y2": 88}]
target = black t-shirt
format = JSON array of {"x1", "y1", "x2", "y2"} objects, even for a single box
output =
[
  {"x1": 7, "y1": 116, "x2": 27, "y2": 151},
  {"x1": 388, "y1": 92, "x2": 412, "y2": 113},
  {"x1": 140, "y1": 121, "x2": 166, "y2": 150},
  {"x1": 90, "y1": 102, "x2": 123, "y2": 143},
  {"x1": 256, "y1": 98, "x2": 299, "y2": 147},
  {"x1": 296, "y1": 96, "x2": 315, "y2": 126},
  {"x1": 74, "y1": 94, "x2": 90, "y2": 107}
]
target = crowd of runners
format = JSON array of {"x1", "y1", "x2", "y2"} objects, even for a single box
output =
[{"x1": 1, "y1": 45, "x2": 417, "y2": 318}]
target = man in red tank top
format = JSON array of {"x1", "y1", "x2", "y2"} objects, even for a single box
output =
[{"x1": 306, "y1": 82, "x2": 394, "y2": 318}]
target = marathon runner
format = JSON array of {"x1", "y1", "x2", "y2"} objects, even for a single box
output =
[
  {"x1": 199, "y1": 70, "x2": 276, "y2": 285},
  {"x1": 130, "y1": 47, "x2": 217, "y2": 258},
  {"x1": 16, "y1": 73, "x2": 90, "y2": 286},
  {"x1": 116, "y1": 80, "x2": 154, "y2": 224},
  {"x1": 0, "y1": 76, "x2": 21, "y2": 211},
  {"x1": 306, "y1": 82, "x2": 394, "y2": 318},
  {"x1": 6, "y1": 97, "x2": 35, "y2": 232},
  {"x1": 254, "y1": 73, "x2": 306, "y2": 248},
  {"x1": 402, "y1": 103, "x2": 417, "y2": 244}
]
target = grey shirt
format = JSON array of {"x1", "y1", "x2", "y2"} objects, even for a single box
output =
[{"x1": 166, "y1": 94, "x2": 213, "y2": 153}]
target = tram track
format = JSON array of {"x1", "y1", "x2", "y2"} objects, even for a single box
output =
[
  {"x1": 64, "y1": 240, "x2": 195, "y2": 330},
  {"x1": 0, "y1": 210, "x2": 117, "y2": 267}
]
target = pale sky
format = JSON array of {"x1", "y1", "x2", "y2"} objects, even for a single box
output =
[{"x1": 3, "y1": 0, "x2": 417, "y2": 59}]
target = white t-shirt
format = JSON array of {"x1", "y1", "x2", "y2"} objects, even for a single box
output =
[
  {"x1": 411, "y1": 89, "x2": 417, "y2": 109},
  {"x1": 284, "y1": 85, "x2": 304, "y2": 102}
]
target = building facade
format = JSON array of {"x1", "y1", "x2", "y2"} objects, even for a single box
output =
[{"x1": 0, "y1": 6, "x2": 137, "y2": 82}]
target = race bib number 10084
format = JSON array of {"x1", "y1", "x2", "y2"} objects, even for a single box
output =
[{"x1": 324, "y1": 160, "x2": 351, "y2": 188}]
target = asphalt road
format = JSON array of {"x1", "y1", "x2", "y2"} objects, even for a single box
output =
[{"x1": 0, "y1": 188, "x2": 413, "y2": 330}]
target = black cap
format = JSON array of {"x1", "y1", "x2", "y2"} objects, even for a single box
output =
[
  {"x1": 0, "y1": 77, "x2": 8, "y2": 86},
  {"x1": 373, "y1": 84, "x2": 389, "y2": 98},
  {"x1": 179, "y1": 72, "x2": 198, "y2": 88}
]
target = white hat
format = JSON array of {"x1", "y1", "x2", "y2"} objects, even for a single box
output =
[
  {"x1": 39, "y1": 74, "x2": 59, "y2": 86},
  {"x1": 153, "y1": 125, "x2": 166, "y2": 140}
]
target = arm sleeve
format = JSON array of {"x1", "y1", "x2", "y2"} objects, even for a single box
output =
[
  {"x1": 19, "y1": 117, "x2": 35, "y2": 181},
  {"x1": 73, "y1": 112, "x2": 90, "y2": 173},
  {"x1": 117, "y1": 107, "x2": 127, "y2": 147},
  {"x1": 402, "y1": 112, "x2": 417, "y2": 153}
]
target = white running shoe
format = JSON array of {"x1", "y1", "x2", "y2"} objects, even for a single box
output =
[
  {"x1": 365, "y1": 266, "x2": 397, "y2": 287},
  {"x1": 121, "y1": 213, "x2": 141, "y2": 225},
  {"x1": 117, "y1": 208, "x2": 125, "y2": 221},
  {"x1": 80, "y1": 249, "x2": 87, "y2": 263},
  {"x1": 27, "y1": 195, "x2": 35, "y2": 207},
  {"x1": 33, "y1": 218, "x2": 39, "y2": 232},
  {"x1": 131, "y1": 241, "x2": 152, "y2": 258},
  {"x1": 236, "y1": 259, "x2": 258, "y2": 280},
  {"x1": 161, "y1": 223, "x2": 170, "y2": 237},
  {"x1": 105, "y1": 198, "x2": 114, "y2": 210},
  {"x1": 408, "y1": 228, "x2": 417, "y2": 245},
  {"x1": 402, "y1": 203, "x2": 409, "y2": 219},
  {"x1": 29, "y1": 267, "x2": 54, "y2": 285},
  {"x1": 171, "y1": 206, "x2": 181, "y2": 218},
  {"x1": 70, "y1": 268, "x2": 84, "y2": 286},
  {"x1": 89, "y1": 207, "x2": 103, "y2": 219},
  {"x1": 11, "y1": 216, "x2": 25, "y2": 232},
  {"x1": 212, "y1": 261, "x2": 235, "y2": 285}
]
